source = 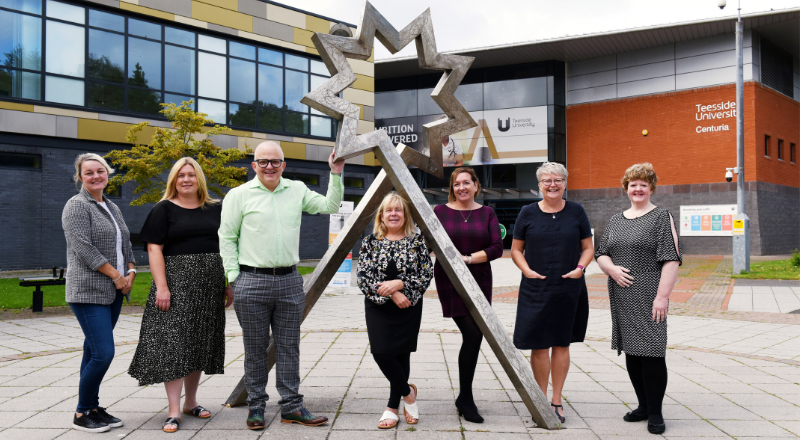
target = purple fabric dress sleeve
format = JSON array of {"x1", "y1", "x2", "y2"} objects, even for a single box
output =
[{"x1": 483, "y1": 207, "x2": 504, "y2": 261}]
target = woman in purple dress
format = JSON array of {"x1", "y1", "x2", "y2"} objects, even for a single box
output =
[{"x1": 433, "y1": 167, "x2": 503, "y2": 423}]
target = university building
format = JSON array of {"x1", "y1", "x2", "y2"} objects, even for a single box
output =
[
  {"x1": 376, "y1": 9, "x2": 800, "y2": 255},
  {"x1": 0, "y1": 0, "x2": 376, "y2": 270}
]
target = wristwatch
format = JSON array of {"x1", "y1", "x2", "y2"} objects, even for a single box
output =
[{"x1": 577, "y1": 264, "x2": 585, "y2": 273}]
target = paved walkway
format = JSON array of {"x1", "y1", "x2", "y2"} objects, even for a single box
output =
[{"x1": 1, "y1": 259, "x2": 799, "y2": 439}]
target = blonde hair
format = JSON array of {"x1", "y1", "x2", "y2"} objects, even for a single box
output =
[
  {"x1": 73, "y1": 153, "x2": 114, "y2": 183},
  {"x1": 373, "y1": 192, "x2": 416, "y2": 239},
  {"x1": 621, "y1": 162, "x2": 658, "y2": 193},
  {"x1": 162, "y1": 157, "x2": 219, "y2": 206},
  {"x1": 448, "y1": 167, "x2": 482, "y2": 203},
  {"x1": 536, "y1": 162, "x2": 568, "y2": 181}
]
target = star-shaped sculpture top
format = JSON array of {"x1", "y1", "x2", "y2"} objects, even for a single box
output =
[{"x1": 300, "y1": 1, "x2": 477, "y2": 178}]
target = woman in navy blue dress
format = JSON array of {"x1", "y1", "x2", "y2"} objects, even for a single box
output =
[{"x1": 511, "y1": 162, "x2": 593, "y2": 424}]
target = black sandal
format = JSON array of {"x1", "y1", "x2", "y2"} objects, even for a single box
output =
[
  {"x1": 551, "y1": 403, "x2": 565, "y2": 423},
  {"x1": 183, "y1": 406, "x2": 211, "y2": 419},
  {"x1": 162, "y1": 417, "x2": 181, "y2": 433}
]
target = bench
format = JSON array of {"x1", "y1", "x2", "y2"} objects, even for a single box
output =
[{"x1": 19, "y1": 267, "x2": 65, "y2": 313}]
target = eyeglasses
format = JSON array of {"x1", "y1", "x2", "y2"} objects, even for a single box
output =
[
  {"x1": 254, "y1": 159, "x2": 284, "y2": 168},
  {"x1": 540, "y1": 178, "x2": 565, "y2": 185}
]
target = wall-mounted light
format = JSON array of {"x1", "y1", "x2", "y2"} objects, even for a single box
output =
[{"x1": 642, "y1": 129, "x2": 649, "y2": 136}]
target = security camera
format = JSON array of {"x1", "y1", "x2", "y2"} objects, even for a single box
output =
[
  {"x1": 718, "y1": 0, "x2": 726, "y2": 9},
  {"x1": 725, "y1": 170, "x2": 733, "y2": 182}
]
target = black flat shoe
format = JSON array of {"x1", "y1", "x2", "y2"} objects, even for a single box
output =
[
  {"x1": 648, "y1": 422, "x2": 666, "y2": 434},
  {"x1": 455, "y1": 396, "x2": 484, "y2": 424},
  {"x1": 551, "y1": 403, "x2": 565, "y2": 423},
  {"x1": 623, "y1": 411, "x2": 648, "y2": 422}
]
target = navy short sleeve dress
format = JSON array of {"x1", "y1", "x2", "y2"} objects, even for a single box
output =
[{"x1": 512, "y1": 201, "x2": 592, "y2": 350}]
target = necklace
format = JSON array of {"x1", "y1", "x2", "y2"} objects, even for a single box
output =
[
  {"x1": 460, "y1": 209, "x2": 473, "y2": 223},
  {"x1": 539, "y1": 200, "x2": 565, "y2": 220}
]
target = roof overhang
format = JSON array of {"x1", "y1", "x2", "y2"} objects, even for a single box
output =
[{"x1": 375, "y1": 8, "x2": 800, "y2": 79}]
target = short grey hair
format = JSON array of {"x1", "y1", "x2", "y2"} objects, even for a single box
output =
[
  {"x1": 536, "y1": 162, "x2": 568, "y2": 181},
  {"x1": 73, "y1": 153, "x2": 114, "y2": 183}
]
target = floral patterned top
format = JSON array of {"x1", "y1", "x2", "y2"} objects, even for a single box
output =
[{"x1": 357, "y1": 233, "x2": 434, "y2": 306}]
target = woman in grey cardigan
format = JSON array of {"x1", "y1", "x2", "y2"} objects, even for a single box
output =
[{"x1": 62, "y1": 153, "x2": 136, "y2": 433}]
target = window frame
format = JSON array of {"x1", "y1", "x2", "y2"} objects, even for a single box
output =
[
  {"x1": 765, "y1": 134, "x2": 771, "y2": 158},
  {"x1": 283, "y1": 172, "x2": 319, "y2": 187},
  {"x1": 0, "y1": 0, "x2": 337, "y2": 141},
  {"x1": 0, "y1": 151, "x2": 42, "y2": 170},
  {"x1": 777, "y1": 139, "x2": 784, "y2": 161},
  {"x1": 791, "y1": 143, "x2": 796, "y2": 164}
]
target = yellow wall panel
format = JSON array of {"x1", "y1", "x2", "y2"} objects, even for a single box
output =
[
  {"x1": 119, "y1": 3, "x2": 174, "y2": 21},
  {"x1": 305, "y1": 15, "x2": 329, "y2": 34},
  {"x1": 78, "y1": 120, "x2": 156, "y2": 144},
  {"x1": 343, "y1": 88, "x2": 374, "y2": 107},
  {"x1": 196, "y1": 0, "x2": 237, "y2": 10},
  {"x1": 353, "y1": 74, "x2": 374, "y2": 92},
  {"x1": 293, "y1": 27, "x2": 314, "y2": 48},
  {"x1": 355, "y1": 104, "x2": 365, "y2": 120},
  {"x1": 305, "y1": 47, "x2": 319, "y2": 55},
  {"x1": 175, "y1": 15, "x2": 208, "y2": 28},
  {"x1": 192, "y1": 1, "x2": 252, "y2": 32},
  {"x1": 357, "y1": 120, "x2": 375, "y2": 134},
  {"x1": 0, "y1": 101, "x2": 34, "y2": 112},
  {"x1": 347, "y1": 59, "x2": 374, "y2": 77},
  {"x1": 280, "y1": 141, "x2": 306, "y2": 159},
  {"x1": 364, "y1": 152, "x2": 376, "y2": 166}
]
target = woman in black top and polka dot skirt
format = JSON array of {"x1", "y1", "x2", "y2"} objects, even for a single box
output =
[
  {"x1": 128, "y1": 158, "x2": 233, "y2": 433},
  {"x1": 595, "y1": 163, "x2": 682, "y2": 435}
]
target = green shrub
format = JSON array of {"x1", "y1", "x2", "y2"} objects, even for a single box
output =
[{"x1": 792, "y1": 249, "x2": 800, "y2": 267}]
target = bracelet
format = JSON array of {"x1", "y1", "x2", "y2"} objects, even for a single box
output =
[
  {"x1": 113, "y1": 274, "x2": 123, "y2": 282},
  {"x1": 127, "y1": 269, "x2": 137, "y2": 274},
  {"x1": 467, "y1": 255, "x2": 473, "y2": 264}
]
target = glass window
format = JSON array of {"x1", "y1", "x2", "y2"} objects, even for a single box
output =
[
  {"x1": 286, "y1": 112, "x2": 308, "y2": 134},
  {"x1": 45, "y1": 20, "x2": 84, "y2": 77},
  {"x1": 128, "y1": 37, "x2": 161, "y2": 89},
  {"x1": 310, "y1": 60, "x2": 328, "y2": 76},
  {"x1": 89, "y1": 9, "x2": 123, "y2": 32},
  {"x1": 258, "y1": 106, "x2": 282, "y2": 131},
  {"x1": 343, "y1": 177, "x2": 364, "y2": 188},
  {"x1": 229, "y1": 58, "x2": 255, "y2": 104},
  {"x1": 417, "y1": 87, "x2": 440, "y2": 116},
  {"x1": 0, "y1": 0, "x2": 41, "y2": 14},
  {"x1": 165, "y1": 93, "x2": 194, "y2": 110},
  {"x1": 46, "y1": 0, "x2": 84, "y2": 24},
  {"x1": 88, "y1": 29, "x2": 124, "y2": 83},
  {"x1": 284, "y1": 173, "x2": 318, "y2": 185},
  {"x1": 198, "y1": 51, "x2": 225, "y2": 100},
  {"x1": 310, "y1": 74, "x2": 326, "y2": 115},
  {"x1": 0, "y1": 152, "x2": 41, "y2": 169},
  {"x1": 258, "y1": 47, "x2": 281, "y2": 66},
  {"x1": 129, "y1": 88, "x2": 161, "y2": 115},
  {"x1": 229, "y1": 103, "x2": 255, "y2": 127},
  {"x1": 164, "y1": 45, "x2": 194, "y2": 95},
  {"x1": 375, "y1": 90, "x2": 416, "y2": 119},
  {"x1": 285, "y1": 54, "x2": 307, "y2": 71},
  {"x1": 198, "y1": 98, "x2": 225, "y2": 123},
  {"x1": 128, "y1": 18, "x2": 160, "y2": 40},
  {"x1": 165, "y1": 26, "x2": 194, "y2": 47},
  {"x1": 285, "y1": 69, "x2": 307, "y2": 112},
  {"x1": 257, "y1": 63, "x2": 282, "y2": 107},
  {"x1": 484, "y1": 77, "x2": 546, "y2": 110},
  {"x1": 0, "y1": 10, "x2": 42, "y2": 70},
  {"x1": 45, "y1": 75, "x2": 83, "y2": 105},
  {"x1": 310, "y1": 116, "x2": 331, "y2": 138},
  {"x1": 230, "y1": 41, "x2": 254, "y2": 60},
  {"x1": 455, "y1": 83, "x2": 482, "y2": 112},
  {"x1": 87, "y1": 81, "x2": 123, "y2": 110},
  {"x1": 0, "y1": 69, "x2": 40, "y2": 99},
  {"x1": 198, "y1": 35, "x2": 225, "y2": 54}
]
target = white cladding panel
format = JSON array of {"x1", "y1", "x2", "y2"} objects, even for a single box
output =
[
  {"x1": 617, "y1": 44, "x2": 675, "y2": 69},
  {"x1": 675, "y1": 66, "x2": 736, "y2": 89},
  {"x1": 568, "y1": 70, "x2": 617, "y2": 91},
  {"x1": 568, "y1": 55, "x2": 616, "y2": 76},
  {"x1": 617, "y1": 60, "x2": 674, "y2": 83},
  {"x1": 617, "y1": 76, "x2": 676, "y2": 98},
  {"x1": 567, "y1": 84, "x2": 617, "y2": 105}
]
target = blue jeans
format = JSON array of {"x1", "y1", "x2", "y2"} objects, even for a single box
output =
[{"x1": 69, "y1": 292, "x2": 123, "y2": 412}]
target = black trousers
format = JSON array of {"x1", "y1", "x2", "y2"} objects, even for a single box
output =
[
  {"x1": 625, "y1": 354, "x2": 668, "y2": 419},
  {"x1": 372, "y1": 353, "x2": 411, "y2": 409}
]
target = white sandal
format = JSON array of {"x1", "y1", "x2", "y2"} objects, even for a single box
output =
[
  {"x1": 378, "y1": 410, "x2": 398, "y2": 429},
  {"x1": 403, "y1": 384, "x2": 419, "y2": 424}
]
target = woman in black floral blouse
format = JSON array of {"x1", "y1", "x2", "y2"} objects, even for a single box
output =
[{"x1": 358, "y1": 192, "x2": 433, "y2": 430}]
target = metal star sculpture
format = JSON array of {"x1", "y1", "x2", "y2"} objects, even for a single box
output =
[{"x1": 225, "y1": 2, "x2": 560, "y2": 430}]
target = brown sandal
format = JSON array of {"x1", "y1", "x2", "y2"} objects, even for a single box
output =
[{"x1": 404, "y1": 384, "x2": 419, "y2": 424}]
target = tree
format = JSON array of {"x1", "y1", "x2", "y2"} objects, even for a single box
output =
[{"x1": 105, "y1": 100, "x2": 250, "y2": 206}]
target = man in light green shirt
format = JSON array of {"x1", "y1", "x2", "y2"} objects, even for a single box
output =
[{"x1": 219, "y1": 141, "x2": 343, "y2": 429}]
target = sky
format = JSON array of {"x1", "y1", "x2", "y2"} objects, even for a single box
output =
[{"x1": 286, "y1": 0, "x2": 800, "y2": 60}]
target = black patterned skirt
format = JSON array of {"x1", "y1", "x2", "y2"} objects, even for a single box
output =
[{"x1": 128, "y1": 253, "x2": 226, "y2": 386}]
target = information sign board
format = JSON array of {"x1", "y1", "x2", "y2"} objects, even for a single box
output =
[{"x1": 679, "y1": 205, "x2": 736, "y2": 236}]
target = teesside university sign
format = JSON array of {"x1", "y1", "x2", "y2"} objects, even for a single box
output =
[{"x1": 695, "y1": 100, "x2": 736, "y2": 133}]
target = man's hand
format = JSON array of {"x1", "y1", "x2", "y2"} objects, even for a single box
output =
[
  {"x1": 329, "y1": 151, "x2": 344, "y2": 174},
  {"x1": 224, "y1": 286, "x2": 234, "y2": 308}
]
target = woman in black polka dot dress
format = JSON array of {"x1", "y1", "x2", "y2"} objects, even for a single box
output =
[{"x1": 595, "y1": 163, "x2": 681, "y2": 435}]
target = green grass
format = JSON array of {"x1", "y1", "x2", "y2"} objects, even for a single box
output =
[
  {"x1": 731, "y1": 259, "x2": 800, "y2": 280},
  {"x1": 0, "y1": 266, "x2": 316, "y2": 310}
]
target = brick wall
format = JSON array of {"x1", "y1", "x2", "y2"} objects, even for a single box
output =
[{"x1": 566, "y1": 82, "x2": 800, "y2": 190}]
